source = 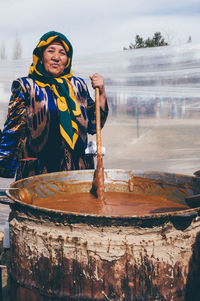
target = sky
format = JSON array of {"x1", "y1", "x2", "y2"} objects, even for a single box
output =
[{"x1": 0, "y1": 0, "x2": 200, "y2": 59}]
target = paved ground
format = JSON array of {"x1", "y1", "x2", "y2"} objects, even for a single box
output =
[
  {"x1": 100, "y1": 116, "x2": 200, "y2": 175},
  {"x1": 0, "y1": 178, "x2": 12, "y2": 231}
]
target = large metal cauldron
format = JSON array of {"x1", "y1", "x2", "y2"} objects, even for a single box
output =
[{"x1": 7, "y1": 169, "x2": 200, "y2": 301}]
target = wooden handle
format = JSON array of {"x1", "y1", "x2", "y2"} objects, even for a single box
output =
[
  {"x1": 95, "y1": 87, "x2": 105, "y2": 201},
  {"x1": 95, "y1": 87, "x2": 102, "y2": 158}
]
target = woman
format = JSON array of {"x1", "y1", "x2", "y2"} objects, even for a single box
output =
[{"x1": 0, "y1": 31, "x2": 108, "y2": 179}]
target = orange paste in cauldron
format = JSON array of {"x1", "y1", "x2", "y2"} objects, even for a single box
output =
[{"x1": 31, "y1": 191, "x2": 189, "y2": 216}]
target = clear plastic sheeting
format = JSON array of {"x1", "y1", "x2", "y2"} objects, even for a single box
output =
[
  {"x1": 0, "y1": 43, "x2": 200, "y2": 176},
  {"x1": 74, "y1": 43, "x2": 200, "y2": 176}
]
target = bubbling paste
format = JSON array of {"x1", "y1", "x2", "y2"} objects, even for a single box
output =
[{"x1": 32, "y1": 191, "x2": 189, "y2": 216}]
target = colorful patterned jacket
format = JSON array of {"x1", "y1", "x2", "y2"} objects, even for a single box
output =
[{"x1": 0, "y1": 76, "x2": 108, "y2": 179}]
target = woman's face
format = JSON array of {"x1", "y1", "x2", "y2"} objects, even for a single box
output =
[{"x1": 42, "y1": 42, "x2": 68, "y2": 77}]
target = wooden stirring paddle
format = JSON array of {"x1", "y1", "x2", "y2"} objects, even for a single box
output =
[{"x1": 90, "y1": 87, "x2": 105, "y2": 201}]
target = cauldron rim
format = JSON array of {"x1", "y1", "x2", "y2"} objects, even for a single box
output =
[{"x1": 6, "y1": 169, "x2": 200, "y2": 222}]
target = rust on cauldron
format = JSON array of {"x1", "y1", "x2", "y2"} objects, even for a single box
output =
[{"x1": 7, "y1": 169, "x2": 200, "y2": 300}]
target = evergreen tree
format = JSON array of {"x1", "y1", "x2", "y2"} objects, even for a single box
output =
[
  {"x1": 124, "y1": 32, "x2": 168, "y2": 50},
  {"x1": 133, "y1": 35, "x2": 145, "y2": 48}
]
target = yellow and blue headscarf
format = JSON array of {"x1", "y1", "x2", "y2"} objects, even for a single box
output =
[{"x1": 28, "y1": 31, "x2": 81, "y2": 150}]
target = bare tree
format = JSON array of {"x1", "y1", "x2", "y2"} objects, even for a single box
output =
[
  {"x1": 0, "y1": 42, "x2": 7, "y2": 60},
  {"x1": 163, "y1": 30, "x2": 175, "y2": 45},
  {"x1": 13, "y1": 37, "x2": 22, "y2": 60}
]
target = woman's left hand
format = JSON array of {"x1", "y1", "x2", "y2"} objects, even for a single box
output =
[
  {"x1": 90, "y1": 73, "x2": 105, "y2": 93},
  {"x1": 90, "y1": 73, "x2": 106, "y2": 110}
]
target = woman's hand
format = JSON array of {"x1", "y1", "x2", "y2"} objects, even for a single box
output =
[
  {"x1": 90, "y1": 73, "x2": 106, "y2": 110},
  {"x1": 90, "y1": 73, "x2": 105, "y2": 94}
]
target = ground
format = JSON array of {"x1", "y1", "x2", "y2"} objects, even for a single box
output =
[{"x1": 96, "y1": 115, "x2": 200, "y2": 175}]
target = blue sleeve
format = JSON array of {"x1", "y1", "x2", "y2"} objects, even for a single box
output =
[{"x1": 0, "y1": 80, "x2": 26, "y2": 177}]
